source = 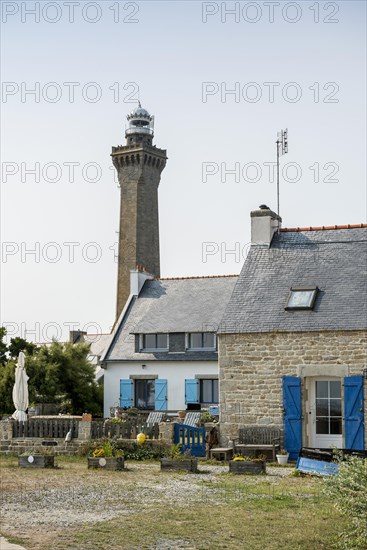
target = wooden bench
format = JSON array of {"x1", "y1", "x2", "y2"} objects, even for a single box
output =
[{"x1": 233, "y1": 427, "x2": 281, "y2": 461}]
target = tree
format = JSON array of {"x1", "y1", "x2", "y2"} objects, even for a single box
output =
[
  {"x1": 8, "y1": 337, "x2": 38, "y2": 358},
  {"x1": 0, "y1": 336, "x2": 103, "y2": 416},
  {"x1": 0, "y1": 359, "x2": 16, "y2": 412},
  {"x1": 0, "y1": 327, "x2": 7, "y2": 366}
]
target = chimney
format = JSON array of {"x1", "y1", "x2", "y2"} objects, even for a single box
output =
[
  {"x1": 69, "y1": 330, "x2": 87, "y2": 344},
  {"x1": 130, "y1": 266, "x2": 154, "y2": 296},
  {"x1": 250, "y1": 205, "x2": 282, "y2": 247}
]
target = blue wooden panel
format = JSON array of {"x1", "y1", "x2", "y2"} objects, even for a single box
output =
[
  {"x1": 344, "y1": 376, "x2": 365, "y2": 450},
  {"x1": 155, "y1": 379, "x2": 168, "y2": 411},
  {"x1": 185, "y1": 379, "x2": 199, "y2": 404},
  {"x1": 282, "y1": 376, "x2": 302, "y2": 460},
  {"x1": 296, "y1": 457, "x2": 339, "y2": 476},
  {"x1": 120, "y1": 379, "x2": 133, "y2": 408},
  {"x1": 174, "y1": 423, "x2": 206, "y2": 457}
]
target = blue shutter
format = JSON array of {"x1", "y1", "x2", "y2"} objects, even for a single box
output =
[
  {"x1": 344, "y1": 376, "x2": 364, "y2": 450},
  {"x1": 282, "y1": 376, "x2": 302, "y2": 460},
  {"x1": 155, "y1": 379, "x2": 168, "y2": 411},
  {"x1": 120, "y1": 379, "x2": 133, "y2": 408},
  {"x1": 185, "y1": 379, "x2": 199, "y2": 404}
]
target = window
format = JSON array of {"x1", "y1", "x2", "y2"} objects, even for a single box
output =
[
  {"x1": 285, "y1": 286, "x2": 318, "y2": 310},
  {"x1": 187, "y1": 333, "x2": 216, "y2": 350},
  {"x1": 134, "y1": 379, "x2": 155, "y2": 409},
  {"x1": 141, "y1": 333, "x2": 168, "y2": 351},
  {"x1": 200, "y1": 379, "x2": 218, "y2": 404},
  {"x1": 315, "y1": 380, "x2": 342, "y2": 435}
]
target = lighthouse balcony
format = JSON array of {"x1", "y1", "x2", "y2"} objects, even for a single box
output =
[{"x1": 126, "y1": 127, "x2": 153, "y2": 136}]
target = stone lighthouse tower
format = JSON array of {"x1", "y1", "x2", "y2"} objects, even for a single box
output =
[{"x1": 112, "y1": 104, "x2": 167, "y2": 319}]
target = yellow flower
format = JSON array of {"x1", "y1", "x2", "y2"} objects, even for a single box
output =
[{"x1": 92, "y1": 447, "x2": 105, "y2": 458}]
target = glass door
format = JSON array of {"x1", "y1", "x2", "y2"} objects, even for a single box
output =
[{"x1": 310, "y1": 379, "x2": 343, "y2": 448}]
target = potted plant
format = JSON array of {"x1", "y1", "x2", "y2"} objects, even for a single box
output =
[
  {"x1": 229, "y1": 455, "x2": 266, "y2": 475},
  {"x1": 276, "y1": 449, "x2": 290, "y2": 465},
  {"x1": 160, "y1": 444, "x2": 198, "y2": 473},
  {"x1": 88, "y1": 439, "x2": 124, "y2": 471},
  {"x1": 18, "y1": 449, "x2": 55, "y2": 469}
]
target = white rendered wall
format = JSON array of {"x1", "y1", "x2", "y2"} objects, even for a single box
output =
[{"x1": 103, "y1": 360, "x2": 218, "y2": 417}]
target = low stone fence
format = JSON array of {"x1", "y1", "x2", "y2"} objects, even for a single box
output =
[{"x1": 0, "y1": 418, "x2": 171, "y2": 455}]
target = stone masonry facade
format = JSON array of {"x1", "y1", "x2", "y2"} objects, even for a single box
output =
[{"x1": 219, "y1": 330, "x2": 367, "y2": 447}]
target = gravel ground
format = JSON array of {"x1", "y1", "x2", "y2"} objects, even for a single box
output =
[{"x1": 0, "y1": 461, "x2": 293, "y2": 546}]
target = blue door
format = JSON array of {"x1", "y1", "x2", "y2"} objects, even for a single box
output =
[
  {"x1": 344, "y1": 376, "x2": 365, "y2": 450},
  {"x1": 283, "y1": 376, "x2": 302, "y2": 460}
]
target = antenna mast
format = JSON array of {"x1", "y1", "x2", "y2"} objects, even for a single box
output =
[{"x1": 276, "y1": 128, "x2": 288, "y2": 218}]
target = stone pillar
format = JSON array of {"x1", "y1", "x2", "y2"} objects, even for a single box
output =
[
  {"x1": 159, "y1": 421, "x2": 175, "y2": 445},
  {"x1": 77, "y1": 421, "x2": 92, "y2": 441},
  {"x1": 0, "y1": 419, "x2": 13, "y2": 445}
]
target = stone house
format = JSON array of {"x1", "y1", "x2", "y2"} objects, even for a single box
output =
[
  {"x1": 100, "y1": 269, "x2": 237, "y2": 418},
  {"x1": 218, "y1": 206, "x2": 367, "y2": 457}
]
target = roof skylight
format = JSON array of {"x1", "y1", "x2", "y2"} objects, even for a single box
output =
[{"x1": 285, "y1": 287, "x2": 318, "y2": 310}]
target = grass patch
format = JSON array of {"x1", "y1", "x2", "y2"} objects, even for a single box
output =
[{"x1": 43, "y1": 499, "x2": 345, "y2": 550}]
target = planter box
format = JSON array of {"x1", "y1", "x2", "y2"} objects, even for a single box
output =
[
  {"x1": 160, "y1": 458, "x2": 198, "y2": 473},
  {"x1": 229, "y1": 460, "x2": 266, "y2": 475},
  {"x1": 87, "y1": 456, "x2": 124, "y2": 471},
  {"x1": 18, "y1": 455, "x2": 55, "y2": 468}
]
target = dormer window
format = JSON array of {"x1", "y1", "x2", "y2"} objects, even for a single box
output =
[
  {"x1": 187, "y1": 333, "x2": 216, "y2": 350},
  {"x1": 285, "y1": 287, "x2": 318, "y2": 310},
  {"x1": 140, "y1": 333, "x2": 168, "y2": 351}
]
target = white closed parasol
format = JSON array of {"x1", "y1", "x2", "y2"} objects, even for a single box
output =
[{"x1": 12, "y1": 351, "x2": 29, "y2": 421}]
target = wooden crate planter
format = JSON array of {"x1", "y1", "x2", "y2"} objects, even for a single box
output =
[
  {"x1": 87, "y1": 457, "x2": 124, "y2": 471},
  {"x1": 160, "y1": 458, "x2": 198, "y2": 473},
  {"x1": 18, "y1": 455, "x2": 55, "y2": 468},
  {"x1": 229, "y1": 460, "x2": 266, "y2": 475}
]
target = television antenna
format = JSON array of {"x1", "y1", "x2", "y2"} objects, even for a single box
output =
[{"x1": 276, "y1": 128, "x2": 288, "y2": 218}]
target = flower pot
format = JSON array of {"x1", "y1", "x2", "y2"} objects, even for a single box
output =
[
  {"x1": 276, "y1": 454, "x2": 289, "y2": 465},
  {"x1": 160, "y1": 458, "x2": 198, "y2": 473},
  {"x1": 87, "y1": 456, "x2": 124, "y2": 471},
  {"x1": 18, "y1": 455, "x2": 55, "y2": 468},
  {"x1": 229, "y1": 460, "x2": 266, "y2": 475}
]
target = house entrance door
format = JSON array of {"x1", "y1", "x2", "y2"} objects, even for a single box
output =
[{"x1": 310, "y1": 378, "x2": 343, "y2": 449}]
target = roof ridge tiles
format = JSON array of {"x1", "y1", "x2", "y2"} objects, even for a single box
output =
[
  {"x1": 153, "y1": 274, "x2": 239, "y2": 281},
  {"x1": 279, "y1": 224, "x2": 367, "y2": 232}
]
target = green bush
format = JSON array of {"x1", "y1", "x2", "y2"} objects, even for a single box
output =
[
  {"x1": 121, "y1": 442, "x2": 166, "y2": 461},
  {"x1": 323, "y1": 455, "x2": 367, "y2": 550}
]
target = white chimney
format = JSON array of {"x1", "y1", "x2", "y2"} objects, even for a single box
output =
[
  {"x1": 130, "y1": 266, "x2": 154, "y2": 296},
  {"x1": 250, "y1": 205, "x2": 282, "y2": 247}
]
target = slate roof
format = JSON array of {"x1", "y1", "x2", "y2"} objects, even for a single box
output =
[
  {"x1": 219, "y1": 227, "x2": 367, "y2": 334},
  {"x1": 104, "y1": 276, "x2": 238, "y2": 362}
]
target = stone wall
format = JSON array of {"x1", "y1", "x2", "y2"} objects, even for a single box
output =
[
  {"x1": 0, "y1": 419, "x2": 91, "y2": 455},
  {"x1": 219, "y1": 330, "x2": 367, "y2": 447}
]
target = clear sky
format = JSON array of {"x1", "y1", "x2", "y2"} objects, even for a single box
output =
[{"x1": 1, "y1": 0, "x2": 366, "y2": 342}]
